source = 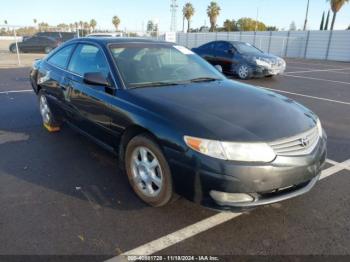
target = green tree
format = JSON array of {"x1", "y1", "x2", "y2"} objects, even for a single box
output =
[
  {"x1": 223, "y1": 19, "x2": 238, "y2": 32},
  {"x1": 112, "y1": 16, "x2": 121, "y2": 31},
  {"x1": 207, "y1": 1, "x2": 221, "y2": 32},
  {"x1": 84, "y1": 22, "x2": 90, "y2": 31},
  {"x1": 183, "y1": 3, "x2": 195, "y2": 33},
  {"x1": 38, "y1": 22, "x2": 49, "y2": 31},
  {"x1": 327, "y1": 0, "x2": 349, "y2": 30},
  {"x1": 266, "y1": 26, "x2": 278, "y2": 31},
  {"x1": 57, "y1": 23, "x2": 69, "y2": 31},
  {"x1": 4, "y1": 20, "x2": 8, "y2": 25},
  {"x1": 324, "y1": 10, "x2": 330, "y2": 29},
  {"x1": 237, "y1": 18, "x2": 266, "y2": 31},
  {"x1": 33, "y1": 19, "x2": 37, "y2": 25},
  {"x1": 90, "y1": 19, "x2": 97, "y2": 32},
  {"x1": 320, "y1": 11, "x2": 325, "y2": 30}
]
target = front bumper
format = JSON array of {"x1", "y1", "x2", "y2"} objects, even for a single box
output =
[
  {"x1": 165, "y1": 136, "x2": 326, "y2": 211},
  {"x1": 253, "y1": 65, "x2": 286, "y2": 77}
]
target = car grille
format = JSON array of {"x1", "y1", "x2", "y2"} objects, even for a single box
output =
[{"x1": 269, "y1": 126, "x2": 319, "y2": 156}]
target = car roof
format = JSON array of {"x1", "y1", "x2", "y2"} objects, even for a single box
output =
[
  {"x1": 68, "y1": 37, "x2": 171, "y2": 45},
  {"x1": 87, "y1": 32, "x2": 121, "y2": 36}
]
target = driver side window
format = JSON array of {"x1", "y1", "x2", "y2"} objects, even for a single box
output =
[{"x1": 68, "y1": 44, "x2": 109, "y2": 78}]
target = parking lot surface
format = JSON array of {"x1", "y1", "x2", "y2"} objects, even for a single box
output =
[{"x1": 0, "y1": 55, "x2": 349, "y2": 260}]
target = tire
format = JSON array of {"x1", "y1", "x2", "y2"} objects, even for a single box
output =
[
  {"x1": 9, "y1": 44, "x2": 18, "y2": 54},
  {"x1": 125, "y1": 134, "x2": 173, "y2": 207},
  {"x1": 44, "y1": 47, "x2": 53, "y2": 54},
  {"x1": 265, "y1": 75, "x2": 274, "y2": 78},
  {"x1": 38, "y1": 90, "x2": 61, "y2": 132},
  {"x1": 237, "y1": 64, "x2": 251, "y2": 80}
]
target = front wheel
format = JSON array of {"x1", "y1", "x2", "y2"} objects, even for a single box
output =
[
  {"x1": 237, "y1": 64, "x2": 251, "y2": 80},
  {"x1": 125, "y1": 134, "x2": 173, "y2": 207}
]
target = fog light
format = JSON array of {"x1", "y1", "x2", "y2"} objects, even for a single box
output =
[{"x1": 210, "y1": 190, "x2": 254, "y2": 205}]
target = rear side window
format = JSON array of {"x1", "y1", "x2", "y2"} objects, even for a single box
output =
[
  {"x1": 200, "y1": 42, "x2": 215, "y2": 49},
  {"x1": 47, "y1": 45, "x2": 75, "y2": 68},
  {"x1": 215, "y1": 42, "x2": 232, "y2": 51},
  {"x1": 68, "y1": 44, "x2": 109, "y2": 77}
]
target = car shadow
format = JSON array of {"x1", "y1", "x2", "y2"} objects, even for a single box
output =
[{"x1": 0, "y1": 125, "x2": 195, "y2": 213}]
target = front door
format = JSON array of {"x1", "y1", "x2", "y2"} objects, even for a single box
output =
[
  {"x1": 214, "y1": 41, "x2": 234, "y2": 74},
  {"x1": 65, "y1": 43, "x2": 116, "y2": 147}
]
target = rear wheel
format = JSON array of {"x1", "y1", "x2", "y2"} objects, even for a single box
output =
[
  {"x1": 237, "y1": 64, "x2": 251, "y2": 80},
  {"x1": 10, "y1": 44, "x2": 18, "y2": 53},
  {"x1": 38, "y1": 90, "x2": 60, "y2": 132},
  {"x1": 125, "y1": 134, "x2": 173, "y2": 207}
]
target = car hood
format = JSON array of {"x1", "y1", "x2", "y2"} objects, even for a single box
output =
[{"x1": 127, "y1": 80, "x2": 317, "y2": 142}]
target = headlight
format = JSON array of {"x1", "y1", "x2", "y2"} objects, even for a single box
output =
[
  {"x1": 254, "y1": 57, "x2": 271, "y2": 68},
  {"x1": 184, "y1": 136, "x2": 276, "y2": 162},
  {"x1": 316, "y1": 118, "x2": 323, "y2": 137}
]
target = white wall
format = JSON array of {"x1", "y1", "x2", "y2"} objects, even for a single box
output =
[{"x1": 176, "y1": 30, "x2": 350, "y2": 62}]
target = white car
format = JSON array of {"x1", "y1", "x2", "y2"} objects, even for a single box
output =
[{"x1": 86, "y1": 32, "x2": 124, "y2": 38}]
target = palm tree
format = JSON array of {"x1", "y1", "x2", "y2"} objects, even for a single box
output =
[
  {"x1": 320, "y1": 11, "x2": 325, "y2": 30},
  {"x1": 83, "y1": 22, "x2": 90, "y2": 33},
  {"x1": 90, "y1": 19, "x2": 97, "y2": 32},
  {"x1": 327, "y1": 0, "x2": 349, "y2": 30},
  {"x1": 112, "y1": 16, "x2": 121, "y2": 31},
  {"x1": 183, "y1": 3, "x2": 195, "y2": 33},
  {"x1": 207, "y1": 1, "x2": 221, "y2": 32},
  {"x1": 325, "y1": 10, "x2": 330, "y2": 29}
]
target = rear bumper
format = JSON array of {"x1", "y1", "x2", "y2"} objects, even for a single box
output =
[{"x1": 165, "y1": 136, "x2": 327, "y2": 212}]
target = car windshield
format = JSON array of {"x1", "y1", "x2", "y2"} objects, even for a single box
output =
[
  {"x1": 109, "y1": 44, "x2": 224, "y2": 88},
  {"x1": 233, "y1": 42, "x2": 263, "y2": 54}
]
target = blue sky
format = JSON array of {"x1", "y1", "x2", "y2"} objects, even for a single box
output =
[{"x1": 1, "y1": 0, "x2": 349, "y2": 31}]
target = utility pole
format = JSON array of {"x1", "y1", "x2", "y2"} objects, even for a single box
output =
[
  {"x1": 255, "y1": 7, "x2": 259, "y2": 31},
  {"x1": 170, "y1": 0, "x2": 178, "y2": 32},
  {"x1": 303, "y1": 0, "x2": 310, "y2": 31}
]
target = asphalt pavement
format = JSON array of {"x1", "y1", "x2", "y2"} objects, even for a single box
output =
[{"x1": 0, "y1": 58, "x2": 349, "y2": 261}]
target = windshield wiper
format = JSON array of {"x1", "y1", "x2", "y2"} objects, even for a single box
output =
[
  {"x1": 129, "y1": 81, "x2": 180, "y2": 88},
  {"x1": 189, "y1": 77, "x2": 221, "y2": 83}
]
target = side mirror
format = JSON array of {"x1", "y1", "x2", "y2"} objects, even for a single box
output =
[
  {"x1": 83, "y1": 72, "x2": 110, "y2": 86},
  {"x1": 214, "y1": 65, "x2": 223, "y2": 73}
]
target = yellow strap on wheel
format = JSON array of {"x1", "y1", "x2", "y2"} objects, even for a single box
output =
[{"x1": 43, "y1": 123, "x2": 60, "y2": 132}]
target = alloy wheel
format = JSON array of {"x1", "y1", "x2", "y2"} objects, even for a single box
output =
[
  {"x1": 238, "y1": 65, "x2": 249, "y2": 79},
  {"x1": 39, "y1": 95, "x2": 51, "y2": 124},
  {"x1": 130, "y1": 146, "x2": 163, "y2": 197}
]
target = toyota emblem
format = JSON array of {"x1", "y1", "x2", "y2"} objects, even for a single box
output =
[{"x1": 300, "y1": 138, "x2": 310, "y2": 147}]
